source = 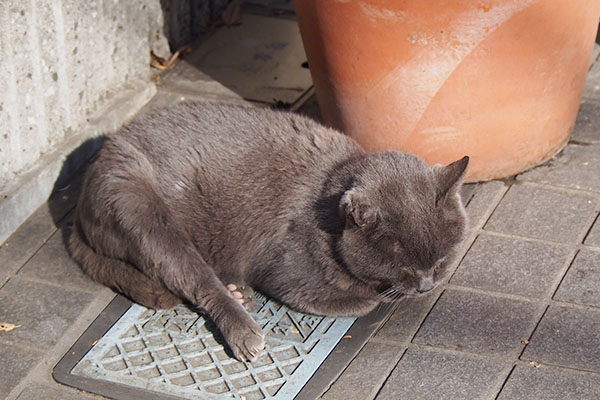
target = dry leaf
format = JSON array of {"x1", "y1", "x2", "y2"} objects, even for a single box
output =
[
  {"x1": 150, "y1": 51, "x2": 168, "y2": 70},
  {"x1": 521, "y1": 340, "x2": 530, "y2": 345},
  {"x1": 0, "y1": 322, "x2": 22, "y2": 332},
  {"x1": 150, "y1": 45, "x2": 192, "y2": 71},
  {"x1": 343, "y1": 335, "x2": 352, "y2": 339}
]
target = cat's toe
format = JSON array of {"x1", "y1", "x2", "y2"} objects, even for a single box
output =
[
  {"x1": 226, "y1": 283, "x2": 245, "y2": 305},
  {"x1": 226, "y1": 283, "x2": 255, "y2": 308},
  {"x1": 241, "y1": 333, "x2": 265, "y2": 362},
  {"x1": 227, "y1": 322, "x2": 265, "y2": 362}
]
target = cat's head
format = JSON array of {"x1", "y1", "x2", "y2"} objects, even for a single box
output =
[{"x1": 337, "y1": 152, "x2": 469, "y2": 301}]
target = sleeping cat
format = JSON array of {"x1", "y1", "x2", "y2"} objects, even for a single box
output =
[{"x1": 69, "y1": 102, "x2": 469, "y2": 362}]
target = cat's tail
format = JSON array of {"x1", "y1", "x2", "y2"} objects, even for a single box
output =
[{"x1": 68, "y1": 219, "x2": 181, "y2": 309}]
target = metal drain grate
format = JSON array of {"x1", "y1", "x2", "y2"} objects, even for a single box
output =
[{"x1": 69, "y1": 293, "x2": 355, "y2": 399}]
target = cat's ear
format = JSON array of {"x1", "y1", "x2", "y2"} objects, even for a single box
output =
[
  {"x1": 435, "y1": 156, "x2": 469, "y2": 206},
  {"x1": 340, "y1": 190, "x2": 378, "y2": 228}
]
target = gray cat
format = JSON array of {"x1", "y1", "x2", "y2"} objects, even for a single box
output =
[{"x1": 69, "y1": 102, "x2": 469, "y2": 362}]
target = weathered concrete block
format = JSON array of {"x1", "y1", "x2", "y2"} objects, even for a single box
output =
[
  {"x1": 4, "y1": 4, "x2": 45, "y2": 176},
  {"x1": 0, "y1": 0, "x2": 178, "y2": 244},
  {"x1": 0, "y1": 0, "x2": 230, "y2": 244}
]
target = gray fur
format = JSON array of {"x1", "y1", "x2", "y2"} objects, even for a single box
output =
[{"x1": 69, "y1": 102, "x2": 469, "y2": 361}]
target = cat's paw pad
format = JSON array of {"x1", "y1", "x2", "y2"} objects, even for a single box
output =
[
  {"x1": 226, "y1": 319, "x2": 265, "y2": 362},
  {"x1": 226, "y1": 283, "x2": 254, "y2": 307}
]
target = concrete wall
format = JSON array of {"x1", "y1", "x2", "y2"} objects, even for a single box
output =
[
  {"x1": 0, "y1": 0, "x2": 222, "y2": 244},
  {"x1": 161, "y1": 0, "x2": 229, "y2": 50}
]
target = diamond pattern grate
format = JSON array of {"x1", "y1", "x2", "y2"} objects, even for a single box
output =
[{"x1": 71, "y1": 293, "x2": 356, "y2": 399}]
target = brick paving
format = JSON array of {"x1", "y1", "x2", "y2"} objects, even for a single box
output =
[{"x1": 1, "y1": 13, "x2": 599, "y2": 400}]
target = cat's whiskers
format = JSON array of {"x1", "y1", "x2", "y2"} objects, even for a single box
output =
[
  {"x1": 379, "y1": 286, "x2": 404, "y2": 301},
  {"x1": 379, "y1": 287, "x2": 395, "y2": 298}
]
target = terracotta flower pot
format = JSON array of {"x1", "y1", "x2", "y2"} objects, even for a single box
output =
[{"x1": 294, "y1": 0, "x2": 600, "y2": 181}]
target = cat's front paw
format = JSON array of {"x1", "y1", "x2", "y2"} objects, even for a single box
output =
[{"x1": 222, "y1": 316, "x2": 265, "y2": 362}]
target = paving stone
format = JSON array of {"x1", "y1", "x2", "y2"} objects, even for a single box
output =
[
  {"x1": 585, "y1": 215, "x2": 600, "y2": 247},
  {"x1": 152, "y1": 61, "x2": 247, "y2": 107},
  {"x1": 0, "y1": 204, "x2": 58, "y2": 282},
  {"x1": 463, "y1": 181, "x2": 507, "y2": 231},
  {"x1": 589, "y1": 42, "x2": 600, "y2": 70},
  {"x1": 583, "y1": 45, "x2": 600, "y2": 100},
  {"x1": 571, "y1": 99, "x2": 600, "y2": 143},
  {"x1": 295, "y1": 92, "x2": 322, "y2": 122},
  {"x1": 554, "y1": 249, "x2": 600, "y2": 307},
  {"x1": 484, "y1": 185, "x2": 597, "y2": 243},
  {"x1": 375, "y1": 348, "x2": 507, "y2": 400},
  {"x1": 522, "y1": 305, "x2": 600, "y2": 372},
  {"x1": 375, "y1": 289, "x2": 440, "y2": 342},
  {"x1": 18, "y1": 226, "x2": 103, "y2": 292},
  {"x1": 322, "y1": 342, "x2": 403, "y2": 400},
  {"x1": 15, "y1": 384, "x2": 99, "y2": 400},
  {"x1": 0, "y1": 342, "x2": 43, "y2": 397},
  {"x1": 497, "y1": 364, "x2": 600, "y2": 400},
  {"x1": 185, "y1": 14, "x2": 312, "y2": 103},
  {"x1": 451, "y1": 233, "x2": 571, "y2": 298},
  {"x1": 413, "y1": 289, "x2": 538, "y2": 358},
  {"x1": 0, "y1": 277, "x2": 95, "y2": 349},
  {"x1": 243, "y1": 0, "x2": 296, "y2": 16},
  {"x1": 460, "y1": 183, "x2": 477, "y2": 206},
  {"x1": 517, "y1": 145, "x2": 600, "y2": 193}
]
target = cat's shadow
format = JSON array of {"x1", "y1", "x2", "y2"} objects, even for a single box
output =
[{"x1": 48, "y1": 136, "x2": 107, "y2": 248}]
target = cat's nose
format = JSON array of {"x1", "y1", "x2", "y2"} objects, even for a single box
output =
[{"x1": 417, "y1": 276, "x2": 435, "y2": 293}]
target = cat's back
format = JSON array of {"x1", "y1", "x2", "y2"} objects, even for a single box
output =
[
  {"x1": 115, "y1": 102, "x2": 354, "y2": 161},
  {"x1": 103, "y1": 102, "x2": 362, "y2": 191}
]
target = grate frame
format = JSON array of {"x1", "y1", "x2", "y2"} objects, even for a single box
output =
[{"x1": 54, "y1": 294, "x2": 395, "y2": 400}]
